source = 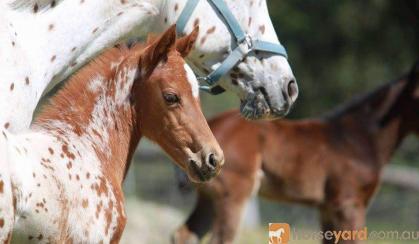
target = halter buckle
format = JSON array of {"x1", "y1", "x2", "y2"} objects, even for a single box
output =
[
  {"x1": 237, "y1": 34, "x2": 254, "y2": 57},
  {"x1": 197, "y1": 76, "x2": 208, "y2": 82}
]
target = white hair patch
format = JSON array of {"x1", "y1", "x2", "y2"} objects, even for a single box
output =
[{"x1": 184, "y1": 64, "x2": 199, "y2": 98}]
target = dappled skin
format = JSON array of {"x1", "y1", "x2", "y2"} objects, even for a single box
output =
[
  {"x1": 0, "y1": 0, "x2": 296, "y2": 136},
  {"x1": 173, "y1": 63, "x2": 419, "y2": 244},
  {"x1": 0, "y1": 26, "x2": 223, "y2": 243}
]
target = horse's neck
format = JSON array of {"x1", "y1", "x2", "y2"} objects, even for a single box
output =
[
  {"x1": 332, "y1": 81, "x2": 408, "y2": 165},
  {"x1": 159, "y1": 0, "x2": 277, "y2": 38},
  {"x1": 373, "y1": 82, "x2": 411, "y2": 164},
  {"x1": 4, "y1": 0, "x2": 157, "y2": 83},
  {"x1": 0, "y1": 0, "x2": 157, "y2": 132},
  {"x1": 34, "y1": 52, "x2": 141, "y2": 183}
]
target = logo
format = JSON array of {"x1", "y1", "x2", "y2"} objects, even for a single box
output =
[{"x1": 269, "y1": 223, "x2": 290, "y2": 244}]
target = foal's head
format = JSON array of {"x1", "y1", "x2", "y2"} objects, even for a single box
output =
[{"x1": 133, "y1": 26, "x2": 224, "y2": 182}]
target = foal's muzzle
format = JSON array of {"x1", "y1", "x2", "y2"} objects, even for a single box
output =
[{"x1": 187, "y1": 150, "x2": 224, "y2": 182}]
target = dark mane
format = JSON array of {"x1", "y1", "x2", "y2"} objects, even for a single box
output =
[{"x1": 322, "y1": 77, "x2": 404, "y2": 120}]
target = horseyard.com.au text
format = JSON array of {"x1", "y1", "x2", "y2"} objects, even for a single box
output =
[{"x1": 291, "y1": 227, "x2": 419, "y2": 243}]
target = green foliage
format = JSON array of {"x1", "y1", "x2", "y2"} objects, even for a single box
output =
[{"x1": 268, "y1": 0, "x2": 418, "y2": 117}]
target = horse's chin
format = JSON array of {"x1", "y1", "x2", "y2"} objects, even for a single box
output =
[
  {"x1": 240, "y1": 91, "x2": 287, "y2": 120},
  {"x1": 186, "y1": 163, "x2": 213, "y2": 184},
  {"x1": 187, "y1": 172, "x2": 211, "y2": 184}
]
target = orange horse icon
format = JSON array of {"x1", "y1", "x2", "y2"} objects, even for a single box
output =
[{"x1": 269, "y1": 223, "x2": 290, "y2": 244}]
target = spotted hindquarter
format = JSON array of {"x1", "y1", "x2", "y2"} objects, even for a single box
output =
[{"x1": 0, "y1": 131, "x2": 14, "y2": 243}]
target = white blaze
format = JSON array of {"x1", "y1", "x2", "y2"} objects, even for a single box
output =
[{"x1": 184, "y1": 64, "x2": 199, "y2": 98}]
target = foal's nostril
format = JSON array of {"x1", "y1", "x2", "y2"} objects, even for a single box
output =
[
  {"x1": 207, "y1": 153, "x2": 217, "y2": 169},
  {"x1": 285, "y1": 79, "x2": 298, "y2": 103}
]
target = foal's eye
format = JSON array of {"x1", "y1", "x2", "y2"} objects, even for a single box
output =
[{"x1": 163, "y1": 93, "x2": 180, "y2": 105}]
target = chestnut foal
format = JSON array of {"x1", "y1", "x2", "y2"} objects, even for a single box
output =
[
  {"x1": 0, "y1": 26, "x2": 224, "y2": 243},
  {"x1": 174, "y1": 63, "x2": 419, "y2": 244}
]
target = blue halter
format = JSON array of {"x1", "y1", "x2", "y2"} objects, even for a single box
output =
[{"x1": 176, "y1": 0, "x2": 288, "y2": 95}]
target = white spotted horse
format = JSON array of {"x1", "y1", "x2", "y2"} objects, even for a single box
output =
[
  {"x1": 0, "y1": 26, "x2": 224, "y2": 243},
  {"x1": 0, "y1": 0, "x2": 297, "y2": 134}
]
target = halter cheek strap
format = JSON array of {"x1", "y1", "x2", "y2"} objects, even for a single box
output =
[{"x1": 176, "y1": 0, "x2": 288, "y2": 95}]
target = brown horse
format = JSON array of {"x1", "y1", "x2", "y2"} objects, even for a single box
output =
[
  {"x1": 0, "y1": 26, "x2": 224, "y2": 243},
  {"x1": 173, "y1": 63, "x2": 419, "y2": 244}
]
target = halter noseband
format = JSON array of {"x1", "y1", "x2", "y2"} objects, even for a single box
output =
[{"x1": 176, "y1": 0, "x2": 288, "y2": 95}]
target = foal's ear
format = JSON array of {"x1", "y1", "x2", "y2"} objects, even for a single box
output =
[
  {"x1": 176, "y1": 26, "x2": 199, "y2": 57},
  {"x1": 140, "y1": 25, "x2": 177, "y2": 75}
]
